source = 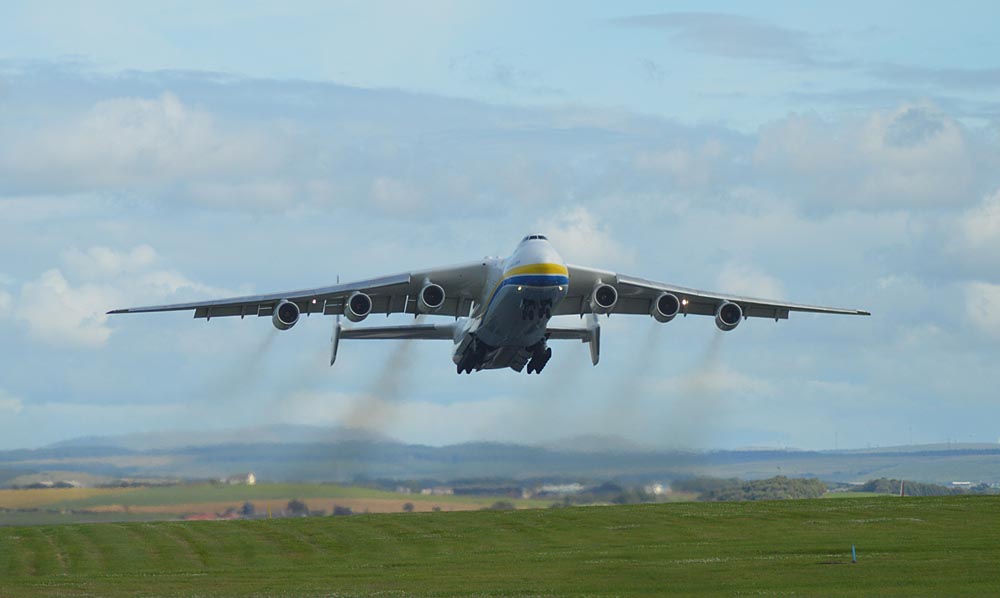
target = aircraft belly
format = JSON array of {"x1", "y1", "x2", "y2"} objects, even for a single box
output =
[{"x1": 475, "y1": 285, "x2": 566, "y2": 349}]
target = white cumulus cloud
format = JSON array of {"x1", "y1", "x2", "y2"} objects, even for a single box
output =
[
  {"x1": 716, "y1": 262, "x2": 786, "y2": 299},
  {"x1": 1, "y1": 92, "x2": 277, "y2": 194},
  {"x1": 540, "y1": 206, "x2": 635, "y2": 267},
  {"x1": 754, "y1": 103, "x2": 976, "y2": 208},
  {"x1": 12, "y1": 245, "x2": 232, "y2": 348}
]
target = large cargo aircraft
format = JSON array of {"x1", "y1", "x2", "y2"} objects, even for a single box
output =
[{"x1": 109, "y1": 235, "x2": 869, "y2": 374}]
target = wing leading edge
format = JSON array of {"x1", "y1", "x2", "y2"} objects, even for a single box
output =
[
  {"x1": 107, "y1": 262, "x2": 489, "y2": 320},
  {"x1": 554, "y1": 265, "x2": 870, "y2": 320}
]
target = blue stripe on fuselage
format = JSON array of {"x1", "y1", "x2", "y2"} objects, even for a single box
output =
[{"x1": 481, "y1": 274, "x2": 569, "y2": 316}]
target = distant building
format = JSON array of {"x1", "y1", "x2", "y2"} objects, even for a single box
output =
[
  {"x1": 538, "y1": 483, "x2": 584, "y2": 495},
  {"x1": 644, "y1": 483, "x2": 668, "y2": 496},
  {"x1": 221, "y1": 473, "x2": 257, "y2": 485},
  {"x1": 420, "y1": 487, "x2": 454, "y2": 496}
]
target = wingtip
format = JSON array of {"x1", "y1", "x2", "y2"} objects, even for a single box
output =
[{"x1": 106, "y1": 309, "x2": 128, "y2": 315}]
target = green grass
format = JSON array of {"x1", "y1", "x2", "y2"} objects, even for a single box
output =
[
  {"x1": 0, "y1": 511, "x2": 166, "y2": 527},
  {"x1": 2, "y1": 496, "x2": 999, "y2": 597},
  {"x1": 821, "y1": 491, "x2": 889, "y2": 499}
]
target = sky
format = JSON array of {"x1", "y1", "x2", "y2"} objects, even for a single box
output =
[{"x1": 1, "y1": 1, "x2": 999, "y2": 451}]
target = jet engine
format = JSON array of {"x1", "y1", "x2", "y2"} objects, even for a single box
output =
[
  {"x1": 715, "y1": 301, "x2": 743, "y2": 331},
  {"x1": 418, "y1": 282, "x2": 446, "y2": 313},
  {"x1": 590, "y1": 283, "x2": 618, "y2": 315},
  {"x1": 272, "y1": 299, "x2": 300, "y2": 330},
  {"x1": 651, "y1": 292, "x2": 681, "y2": 323},
  {"x1": 345, "y1": 291, "x2": 373, "y2": 322}
]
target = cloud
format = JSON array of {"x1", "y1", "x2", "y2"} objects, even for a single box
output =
[
  {"x1": 11, "y1": 245, "x2": 230, "y2": 348},
  {"x1": 957, "y1": 189, "x2": 1000, "y2": 257},
  {"x1": 873, "y1": 63, "x2": 1000, "y2": 91},
  {"x1": 965, "y1": 282, "x2": 1000, "y2": 339},
  {"x1": 610, "y1": 12, "x2": 823, "y2": 66},
  {"x1": 716, "y1": 262, "x2": 786, "y2": 300},
  {"x1": 0, "y1": 389, "x2": 23, "y2": 414},
  {"x1": 449, "y1": 51, "x2": 563, "y2": 96},
  {"x1": 539, "y1": 206, "x2": 635, "y2": 267},
  {"x1": 634, "y1": 138, "x2": 732, "y2": 189},
  {"x1": 0, "y1": 92, "x2": 277, "y2": 195},
  {"x1": 61, "y1": 245, "x2": 158, "y2": 279},
  {"x1": 612, "y1": 12, "x2": 1000, "y2": 96},
  {"x1": 754, "y1": 104, "x2": 977, "y2": 208},
  {"x1": 18, "y1": 269, "x2": 118, "y2": 347}
]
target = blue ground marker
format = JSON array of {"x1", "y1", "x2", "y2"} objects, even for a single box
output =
[{"x1": 852, "y1": 544, "x2": 857, "y2": 563}]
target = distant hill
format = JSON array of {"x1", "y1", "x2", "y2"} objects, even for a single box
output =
[
  {"x1": 46, "y1": 424, "x2": 391, "y2": 451},
  {"x1": 2, "y1": 429, "x2": 998, "y2": 487}
]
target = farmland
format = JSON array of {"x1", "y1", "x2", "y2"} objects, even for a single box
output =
[
  {"x1": 2, "y1": 495, "x2": 999, "y2": 596},
  {"x1": 0, "y1": 483, "x2": 550, "y2": 525}
]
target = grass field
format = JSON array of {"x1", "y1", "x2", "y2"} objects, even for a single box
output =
[{"x1": 1, "y1": 495, "x2": 999, "y2": 596}]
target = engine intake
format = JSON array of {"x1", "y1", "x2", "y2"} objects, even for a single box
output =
[
  {"x1": 272, "y1": 299, "x2": 300, "y2": 330},
  {"x1": 345, "y1": 291, "x2": 373, "y2": 322},
  {"x1": 590, "y1": 283, "x2": 618, "y2": 314},
  {"x1": 715, "y1": 301, "x2": 743, "y2": 331},
  {"x1": 652, "y1": 292, "x2": 681, "y2": 323},
  {"x1": 418, "y1": 282, "x2": 446, "y2": 313}
]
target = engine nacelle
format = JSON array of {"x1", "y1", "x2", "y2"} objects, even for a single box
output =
[
  {"x1": 651, "y1": 292, "x2": 681, "y2": 323},
  {"x1": 272, "y1": 299, "x2": 300, "y2": 330},
  {"x1": 418, "y1": 282, "x2": 446, "y2": 313},
  {"x1": 715, "y1": 301, "x2": 743, "y2": 331},
  {"x1": 590, "y1": 283, "x2": 618, "y2": 315},
  {"x1": 345, "y1": 291, "x2": 373, "y2": 323}
]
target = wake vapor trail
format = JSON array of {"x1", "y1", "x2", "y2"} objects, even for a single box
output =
[
  {"x1": 604, "y1": 323, "x2": 665, "y2": 417},
  {"x1": 664, "y1": 330, "x2": 725, "y2": 449},
  {"x1": 341, "y1": 316, "x2": 426, "y2": 434},
  {"x1": 203, "y1": 327, "x2": 279, "y2": 405}
]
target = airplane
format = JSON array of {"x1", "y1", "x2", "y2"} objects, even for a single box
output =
[{"x1": 108, "y1": 234, "x2": 870, "y2": 374}]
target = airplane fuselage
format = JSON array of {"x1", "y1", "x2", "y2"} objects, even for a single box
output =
[{"x1": 452, "y1": 235, "x2": 569, "y2": 373}]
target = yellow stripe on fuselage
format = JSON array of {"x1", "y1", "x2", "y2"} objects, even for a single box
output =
[
  {"x1": 476, "y1": 263, "x2": 569, "y2": 319},
  {"x1": 503, "y1": 263, "x2": 569, "y2": 277}
]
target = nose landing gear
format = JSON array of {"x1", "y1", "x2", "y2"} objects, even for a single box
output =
[{"x1": 521, "y1": 299, "x2": 553, "y2": 320}]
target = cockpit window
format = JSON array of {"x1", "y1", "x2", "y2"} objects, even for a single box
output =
[{"x1": 521, "y1": 234, "x2": 548, "y2": 242}]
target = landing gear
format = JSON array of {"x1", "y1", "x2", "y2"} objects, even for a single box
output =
[
  {"x1": 521, "y1": 299, "x2": 553, "y2": 320},
  {"x1": 455, "y1": 335, "x2": 491, "y2": 374},
  {"x1": 525, "y1": 343, "x2": 552, "y2": 374}
]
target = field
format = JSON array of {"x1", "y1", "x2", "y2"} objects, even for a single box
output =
[
  {"x1": 0, "y1": 483, "x2": 551, "y2": 524},
  {"x1": 1, "y1": 495, "x2": 999, "y2": 596}
]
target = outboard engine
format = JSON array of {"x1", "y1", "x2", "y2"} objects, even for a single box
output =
[
  {"x1": 418, "y1": 282, "x2": 446, "y2": 313},
  {"x1": 715, "y1": 301, "x2": 743, "y2": 331},
  {"x1": 345, "y1": 291, "x2": 373, "y2": 322},
  {"x1": 590, "y1": 283, "x2": 618, "y2": 315},
  {"x1": 272, "y1": 299, "x2": 300, "y2": 330},
  {"x1": 651, "y1": 292, "x2": 681, "y2": 323}
]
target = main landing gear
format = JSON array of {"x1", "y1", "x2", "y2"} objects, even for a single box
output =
[
  {"x1": 525, "y1": 342, "x2": 552, "y2": 374},
  {"x1": 456, "y1": 336, "x2": 488, "y2": 374}
]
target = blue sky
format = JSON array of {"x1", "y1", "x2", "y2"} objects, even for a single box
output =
[{"x1": 1, "y1": 1, "x2": 998, "y2": 451}]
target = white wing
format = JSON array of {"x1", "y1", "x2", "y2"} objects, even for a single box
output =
[
  {"x1": 108, "y1": 262, "x2": 489, "y2": 320},
  {"x1": 554, "y1": 265, "x2": 870, "y2": 320}
]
